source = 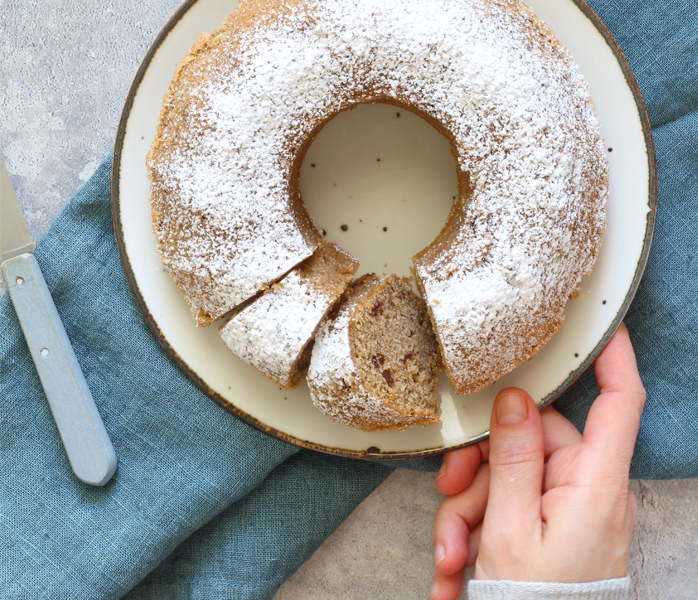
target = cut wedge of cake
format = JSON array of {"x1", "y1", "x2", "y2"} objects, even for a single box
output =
[
  {"x1": 308, "y1": 274, "x2": 442, "y2": 431},
  {"x1": 220, "y1": 242, "x2": 358, "y2": 389}
]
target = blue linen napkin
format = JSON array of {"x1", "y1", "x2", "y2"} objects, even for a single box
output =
[{"x1": 1, "y1": 0, "x2": 697, "y2": 598}]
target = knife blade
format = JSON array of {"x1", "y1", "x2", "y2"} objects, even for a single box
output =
[{"x1": 1, "y1": 152, "x2": 117, "y2": 486}]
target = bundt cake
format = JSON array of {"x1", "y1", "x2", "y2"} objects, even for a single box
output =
[{"x1": 149, "y1": 0, "x2": 608, "y2": 422}]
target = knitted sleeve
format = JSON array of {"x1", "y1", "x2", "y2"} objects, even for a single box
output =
[{"x1": 467, "y1": 577, "x2": 632, "y2": 599}]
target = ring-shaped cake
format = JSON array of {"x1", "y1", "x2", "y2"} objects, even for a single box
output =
[{"x1": 147, "y1": 0, "x2": 608, "y2": 401}]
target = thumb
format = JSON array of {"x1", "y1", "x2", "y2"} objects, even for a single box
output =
[{"x1": 485, "y1": 388, "x2": 545, "y2": 536}]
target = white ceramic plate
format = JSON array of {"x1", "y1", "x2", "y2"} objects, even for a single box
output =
[{"x1": 112, "y1": 0, "x2": 656, "y2": 458}]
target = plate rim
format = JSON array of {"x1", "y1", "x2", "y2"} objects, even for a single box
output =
[{"x1": 111, "y1": 0, "x2": 657, "y2": 460}]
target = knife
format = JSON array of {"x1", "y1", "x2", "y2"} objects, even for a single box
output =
[{"x1": 1, "y1": 152, "x2": 117, "y2": 486}]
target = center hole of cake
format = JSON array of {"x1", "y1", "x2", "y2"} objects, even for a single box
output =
[{"x1": 300, "y1": 103, "x2": 457, "y2": 283}]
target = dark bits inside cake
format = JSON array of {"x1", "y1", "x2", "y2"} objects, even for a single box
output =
[{"x1": 348, "y1": 275, "x2": 441, "y2": 420}]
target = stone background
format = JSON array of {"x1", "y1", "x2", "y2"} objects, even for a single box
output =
[{"x1": 2, "y1": 1, "x2": 697, "y2": 598}]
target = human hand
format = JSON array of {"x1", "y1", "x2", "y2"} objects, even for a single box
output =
[
  {"x1": 430, "y1": 404, "x2": 582, "y2": 597},
  {"x1": 431, "y1": 323, "x2": 646, "y2": 599}
]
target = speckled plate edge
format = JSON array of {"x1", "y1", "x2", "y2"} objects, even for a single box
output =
[{"x1": 111, "y1": 0, "x2": 656, "y2": 460}]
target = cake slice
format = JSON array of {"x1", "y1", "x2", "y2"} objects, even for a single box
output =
[
  {"x1": 308, "y1": 274, "x2": 442, "y2": 431},
  {"x1": 219, "y1": 242, "x2": 358, "y2": 389}
]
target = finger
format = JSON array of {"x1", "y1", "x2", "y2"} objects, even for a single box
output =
[
  {"x1": 477, "y1": 438, "x2": 489, "y2": 461},
  {"x1": 540, "y1": 404, "x2": 582, "y2": 458},
  {"x1": 478, "y1": 407, "x2": 578, "y2": 463},
  {"x1": 594, "y1": 323, "x2": 645, "y2": 397},
  {"x1": 583, "y1": 323, "x2": 646, "y2": 479},
  {"x1": 436, "y1": 444, "x2": 483, "y2": 495},
  {"x1": 542, "y1": 442, "x2": 583, "y2": 492},
  {"x1": 485, "y1": 388, "x2": 545, "y2": 534},
  {"x1": 466, "y1": 521, "x2": 482, "y2": 568},
  {"x1": 434, "y1": 464, "x2": 489, "y2": 575},
  {"x1": 430, "y1": 567, "x2": 465, "y2": 600}
]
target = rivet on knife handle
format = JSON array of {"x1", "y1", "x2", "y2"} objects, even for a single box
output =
[{"x1": 3, "y1": 253, "x2": 117, "y2": 486}]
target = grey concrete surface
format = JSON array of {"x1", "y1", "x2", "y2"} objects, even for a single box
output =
[
  {"x1": 2, "y1": 2, "x2": 697, "y2": 599},
  {"x1": 276, "y1": 471, "x2": 698, "y2": 600}
]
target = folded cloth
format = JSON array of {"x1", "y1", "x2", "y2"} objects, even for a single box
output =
[
  {"x1": 0, "y1": 0, "x2": 696, "y2": 598},
  {"x1": 0, "y1": 155, "x2": 436, "y2": 599}
]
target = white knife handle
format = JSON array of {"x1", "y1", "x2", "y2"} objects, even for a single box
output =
[{"x1": 2, "y1": 253, "x2": 117, "y2": 485}]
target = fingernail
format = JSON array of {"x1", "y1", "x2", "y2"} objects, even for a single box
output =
[
  {"x1": 434, "y1": 542, "x2": 446, "y2": 566},
  {"x1": 430, "y1": 580, "x2": 440, "y2": 599},
  {"x1": 496, "y1": 392, "x2": 528, "y2": 425},
  {"x1": 436, "y1": 461, "x2": 447, "y2": 482}
]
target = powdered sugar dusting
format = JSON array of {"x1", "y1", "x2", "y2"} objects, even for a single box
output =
[
  {"x1": 150, "y1": 0, "x2": 607, "y2": 391},
  {"x1": 308, "y1": 308, "x2": 355, "y2": 396},
  {"x1": 220, "y1": 269, "x2": 333, "y2": 387}
]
